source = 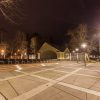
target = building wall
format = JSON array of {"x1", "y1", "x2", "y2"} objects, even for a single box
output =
[
  {"x1": 38, "y1": 42, "x2": 59, "y2": 60},
  {"x1": 40, "y1": 50, "x2": 57, "y2": 60},
  {"x1": 57, "y1": 52, "x2": 70, "y2": 60},
  {"x1": 38, "y1": 42, "x2": 70, "y2": 60}
]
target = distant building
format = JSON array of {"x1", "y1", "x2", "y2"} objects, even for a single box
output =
[{"x1": 38, "y1": 42, "x2": 70, "y2": 60}]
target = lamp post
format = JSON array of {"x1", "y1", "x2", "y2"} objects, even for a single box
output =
[
  {"x1": 75, "y1": 48, "x2": 79, "y2": 63},
  {"x1": 14, "y1": 53, "x2": 17, "y2": 64},
  {"x1": 81, "y1": 43, "x2": 87, "y2": 67},
  {"x1": 17, "y1": 49, "x2": 20, "y2": 59},
  {"x1": 98, "y1": 34, "x2": 100, "y2": 60},
  {"x1": 72, "y1": 50, "x2": 75, "y2": 61}
]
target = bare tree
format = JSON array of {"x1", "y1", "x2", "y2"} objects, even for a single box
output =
[
  {"x1": 0, "y1": 0, "x2": 25, "y2": 24},
  {"x1": 9, "y1": 39, "x2": 15, "y2": 58},
  {"x1": 8, "y1": 31, "x2": 28, "y2": 59},
  {"x1": 67, "y1": 24, "x2": 88, "y2": 50},
  {"x1": 15, "y1": 31, "x2": 27, "y2": 49},
  {"x1": 76, "y1": 24, "x2": 87, "y2": 43},
  {"x1": 67, "y1": 24, "x2": 97, "y2": 53},
  {"x1": 87, "y1": 39, "x2": 97, "y2": 53}
]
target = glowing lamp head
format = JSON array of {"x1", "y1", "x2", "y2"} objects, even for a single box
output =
[
  {"x1": 14, "y1": 53, "x2": 16, "y2": 56},
  {"x1": 72, "y1": 50, "x2": 75, "y2": 53},
  {"x1": 81, "y1": 43, "x2": 87, "y2": 49},
  {"x1": 1, "y1": 49, "x2": 5, "y2": 53},
  {"x1": 17, "y1": 49, "x2": 20, "y2": 52},
  {"x1": 75, "y1": 48, "x2": 79, "y2": 52}
]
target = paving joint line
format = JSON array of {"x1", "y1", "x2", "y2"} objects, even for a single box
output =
[
  {"x1": 56, "y1": 68, "x2": 82, "y2": 81},
  {"x1": 0, "y1": 74, "x2": 26, "y2": 82},
  {"x1": 7, "y1": 80, "x2": 19, "y2": 96},
  {"x1": 0, "y1": 66, "x2": 59, "y2": 82},
  {"x1": 83, "y1": 68, "x2": 100, "y2": 73},
  {"x1": 1, "y1": 63, "x2": 100, "y2": 100},
  {"x1": 10, "y1": 67, "x2": 100, "y2": 100},
  {"x1": 0, "y1": 92, "x2": 8, "y2": 100},
  {"x1": 58, "y1": 82, "x2": 100, "y2": 97},
  {"x1": 10, "y1": 82, "x2": 56, "y2": 100},
  {"x1": 53, "y1": 69, "x2": 100, "y2": 79},
  {"x1": 10, "y1": 68, "x2": 82, "y2": 100},
  {"x1": 52, "y1": 85, "x2": 82, "y2": 100},
  {"x1": 88, "y1": 78, "x2": 100, "y2": 89}
]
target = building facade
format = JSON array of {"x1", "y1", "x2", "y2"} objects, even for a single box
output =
[{"x1": 38, "y1": 42, "x2": 70, "y2": 60}]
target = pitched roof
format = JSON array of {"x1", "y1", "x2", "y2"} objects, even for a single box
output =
[
  {"x1": 64, "y1": 48, "x2": 70, "y2": 53},
  {"x1": 38, "y1": 42, "x2": 60, "y2": 53}
]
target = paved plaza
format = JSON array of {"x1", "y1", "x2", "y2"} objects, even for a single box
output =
[{"x1": 0, "y1": 61, "x2": 100, "y2": 100}]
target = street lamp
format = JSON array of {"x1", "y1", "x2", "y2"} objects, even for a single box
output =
[
  {"x1": 1, "y1": 49, "x2": 5, "y2": 59},
  {"x1": 81, "y1": 43, "x2": 87, "y2": 67},
  {"x1": 17, "y1": 49, "x2": 21, "y2": 59},
  {"x1": 17, "y1": 49, "x2": 20, "y2": 52},
  {"x1": 72, "y1": 50, "x2": 75, "y2": 61},
  {"x1": 14, "y1": 53, "x2": 17, "y2": 63},
  {"x1": 14, "y1": 53, "x2": 17, "y2": 59},
  {"x1": 75, "y1": 48, "x2": 79, "y2": 63},
  {"x1": 72, "y1": 50, "x2": 75, "y2": 53},
  {"x1": 81, "y1": 43, "x2": 87, "y2": 49}
]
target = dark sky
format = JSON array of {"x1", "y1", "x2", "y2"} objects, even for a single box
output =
[{"x1": 0, "y1": 0, "x2": 100, "y2": 43}]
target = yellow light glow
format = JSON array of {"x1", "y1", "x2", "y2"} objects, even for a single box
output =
[{"x1": 81, "y1": 43, "x2": 87, "y2": 48}]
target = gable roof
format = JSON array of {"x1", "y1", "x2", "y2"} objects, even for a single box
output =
[
  {"x1": 64, "y1": 48, "x2": 70, "y2": 53},
  {"x1": 38, "y1": 42, "x2": 60, "y2": 53}
]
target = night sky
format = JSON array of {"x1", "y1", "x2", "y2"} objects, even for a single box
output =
[{"x1": 0, "y1": 0, "x2": 100, "y2": 44}]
